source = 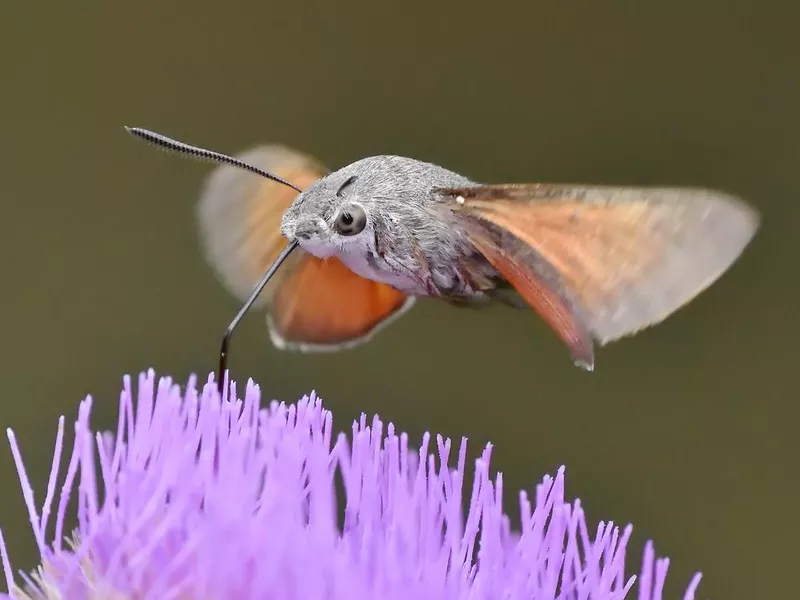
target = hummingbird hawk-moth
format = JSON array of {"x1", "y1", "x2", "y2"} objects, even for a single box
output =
[{"x1": 126, "y1": 127, "x2": 759, "y2": 391}]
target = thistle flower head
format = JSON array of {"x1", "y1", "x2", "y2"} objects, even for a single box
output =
[{"x1": 1, "y1": 371, "x2": 702, "y2": 599}]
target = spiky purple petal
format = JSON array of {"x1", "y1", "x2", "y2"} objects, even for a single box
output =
[{"x1": 0, "y1": 371, "x2": 702, "y2": 599}]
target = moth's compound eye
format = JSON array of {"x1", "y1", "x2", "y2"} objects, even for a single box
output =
[{"x1": 333, "y1": 204, "x2": 367, "y2": 236}]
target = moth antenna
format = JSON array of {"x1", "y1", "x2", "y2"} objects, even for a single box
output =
[{"x1": 124, "y1": 126, "x2": 302, "y2": 192}]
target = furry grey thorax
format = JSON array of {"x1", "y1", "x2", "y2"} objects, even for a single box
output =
[{"x1": 279, "y1": 155, "x2": 500, "y2": 298}]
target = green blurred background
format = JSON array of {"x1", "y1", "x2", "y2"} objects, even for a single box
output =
[{"x1": 0, "y1": 1, "x2": 796, "y2": 598}]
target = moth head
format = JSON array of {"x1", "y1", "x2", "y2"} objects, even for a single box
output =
[{"x1": 281, "y1": 164, "x2": 375, "y2": 258}]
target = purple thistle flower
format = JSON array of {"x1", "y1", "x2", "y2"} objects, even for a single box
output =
[{"x1": 0, "y1": 370, "x2": 702, "y2": 599}]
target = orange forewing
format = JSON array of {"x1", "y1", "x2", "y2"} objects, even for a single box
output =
[
  {"x1": 440, "y1": 183, "x2": 757, "y2": 359},
  {"x1": 197, "y1": 144, "x2": 415, "y2": 351},
  {"x1": 458, "y1": 189, "x2": 664, "y2": 320},
  {"x1": 197, "y1": 146, "x2": 329, "y2": 307},
  {"x1": 269, "y1": 257, "x2": 414, "y2": 350}
]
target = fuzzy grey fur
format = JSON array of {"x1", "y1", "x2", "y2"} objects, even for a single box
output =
[{"x1": 280, "y1": 155, "x2": 500, "y2": 299}]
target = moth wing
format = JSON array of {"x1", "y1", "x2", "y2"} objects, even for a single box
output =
[
  {"x1": 197, "y1": 144, "x2": 325, "y2": 307},
  {"x1": 438, "y1": 183, "x2": 759, "y2": 367},
  {"x1": 197, "y1": 144, "x2": 415, "y2": 351},
  {"x1": 268, "y1": 257, "x2": 415, "y2": 351}
]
